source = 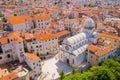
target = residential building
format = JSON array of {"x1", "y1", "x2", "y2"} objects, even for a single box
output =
[
  {"x1": 7, "y1": 16, "x2": 33, "y2": 32},
  {"x1": 0, "y1": 32, "x2": 24, "y2": 64},
  {"x1": 87, "y1": 43, "x2": 118, "y2": 66},
  {"x1": 99, "y1": 33, "x2": 120, "y2": 48},
  {"x1": 33, "y1": 14, "x2": 51, "y2": 30},
  {"x1": 25, "y1": 33, "x2": 59, "y2": 56},
  {"x1": 24, "y1": 52, "x2": 41, "y2": 80}
]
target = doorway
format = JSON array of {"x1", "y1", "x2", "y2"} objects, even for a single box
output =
[{"x1": 66, "y1": 59, "x2": 69, "y2": 64}]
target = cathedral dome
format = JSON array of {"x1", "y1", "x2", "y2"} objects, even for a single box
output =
[{"x1": 84, "y1": 18, "x2": 95, "y2": 30}]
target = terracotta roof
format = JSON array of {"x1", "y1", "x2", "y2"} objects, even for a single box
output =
[
  {"x1": 7, "y1": 32, "x2": 23, "y2": 43},
  {"x1": 24, "y1": 33, "x2": 35, "y2": 40},
  {"x1": 45, "y1": 27, "x2": 53, "y2": 31},
  {"x1": 34, "y1": 14, "x2": 50, "y2": 20},
  {"x1": 51, "y1": 21, "x2": 58, "y2": 25},
  {"x1": 25, "y1": 53, "x2": 40, "y2": 60},
  {"x1": 87, "y1": 44, "x2": 100, "y2": 52},
  {"x1": 99, "y1": 33, "x2": 120, "y2": 41},
  {"x1": 7, "y1": 16, "x2": 30, "y2": 25},
  {"x1": 98, "y1": 38, "x2": 104, "y2": 43},
  {"x1": 7, "y1": 31, "x2": 22, "y2": 39},
  {"x1": 1, "y1": 72, "x2": 18, "y2": 80},
  {"x1": 0, "y1": 69, "x2": 8, "y2": 78},
  {"x1": 0, "y1": 31, "x2": 23, "y2": 45},
  {"x1": 0, "y1": 37, "x2": 8, "y2": 45},
  {"x1": 35, "y1": 33, "x2": 58, "y2": 41},
  {"x1": 54, "y1": 30, "x2": 70, "y2": 37},
  {"x1": 96, "y1": 45, "x2": 117, "y2": 57}
]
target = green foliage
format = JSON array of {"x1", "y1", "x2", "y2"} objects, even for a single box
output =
[
  {"x1": 59, "y1": 70, "x2": 65, "y2": 80},
  {"x1": 63, "y1": 56, "x2": 120, "y2": 80},
  {"x1": 102, "y1": 59, "x2": 120, "y2": 80},
  {"x1": 64, "y1": 73, "x2": 81, "y2": 80},
  {"x1": 6, "y1": 63, "x2": 12, "y2": 72},
  {"x1": 72, "y1": 67, "x2": 77, "y2": 74},
  {"x1": 115, "y1": 56, "x2": 120, "y2": 63},
  {"x1": 89, "y1": 66, "x2": 116, "y2": 80}
]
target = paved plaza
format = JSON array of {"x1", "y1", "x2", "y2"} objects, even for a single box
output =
[{"x1": 40, "y1": 55, "x2": 72, "y2": 80}]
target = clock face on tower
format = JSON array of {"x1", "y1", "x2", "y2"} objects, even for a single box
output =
[{"x1": 65, "y1": 46, "x2": 69, "y2": 50}]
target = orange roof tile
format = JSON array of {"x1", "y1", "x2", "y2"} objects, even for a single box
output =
[
  {"x1": 25, "y1": 53, "x2": 40, "y2": 60},
  {"x1": 98, "y1": 38, "x2": 104, "y2": 43},
  {"x1": 24, "y1": 33, "x2": 35, "y2": 40},
  {"x1": 45, "y1": 27, "x2": 53, "y2": 31},
  {"x1": 0, "y1": 69, "x2": 8, "y2": 78},
  {"x1": 87, "y1": 44, "x2": 100, "y2": 52},
  {"x1": 99, "y1": 33, "x2": 120, "y2": 41},
  {"x1": 7, "y1": 31, "x2": 23, "y2": 43},
  {"x1": 35, "y1": 33, "x2": 58, "y2": 41},
  {"x1": 0, "y1": 31, "x2": 23, "y2": 45},
  {"x1": 1, "y1": 72, "x2": 18, "y2": 80},
  {"x1": 54, "y1": 30, "x2": 70, "y2": 37},
  {"x1": 15, "y1": 37, "x2": 23, "y2": 43},
  {"x1": 51, "y1": 21, "x2": 58, "y2": 25},
  {"x1": 0, "y1": 37, "x2": 8, "y2": 45},
  {"x1": 34, "y1": 14, "x2": 50, "y2": 20},
  {"x1": 96, "y1": 45, "x2": 117, "y2": 57},
  {"x1": 7, "y1": 31, "x2": 22, "y2": 39},
  {"x1": 7, "y1": 16, "x2": 30, "y2": 25}
]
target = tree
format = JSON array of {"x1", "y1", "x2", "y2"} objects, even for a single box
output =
[
  {"x1": 59, "y1": 70, "x2": 65, "y2": 80},
  {"x1": 89, "y1": 66, "x2": 116, "y2": 80},
  {"x1": 72, "y1": 67, "x2": 77, "y2": 74},
  {"x1": 63, "y1": 57, "x2": 120, "y2": 80},
  {"x1": 102, "y1": 59, "x2": 120, "y2": 80},
  {"x1": 79, "y1": 71, "x2": 94, "y2": 80},
  {"x1": 115, "y1": 56, "x2": 120, "y2": 63},
  {"x1": 64, "y1": 73, "x2": 81, "y2": 80}
]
